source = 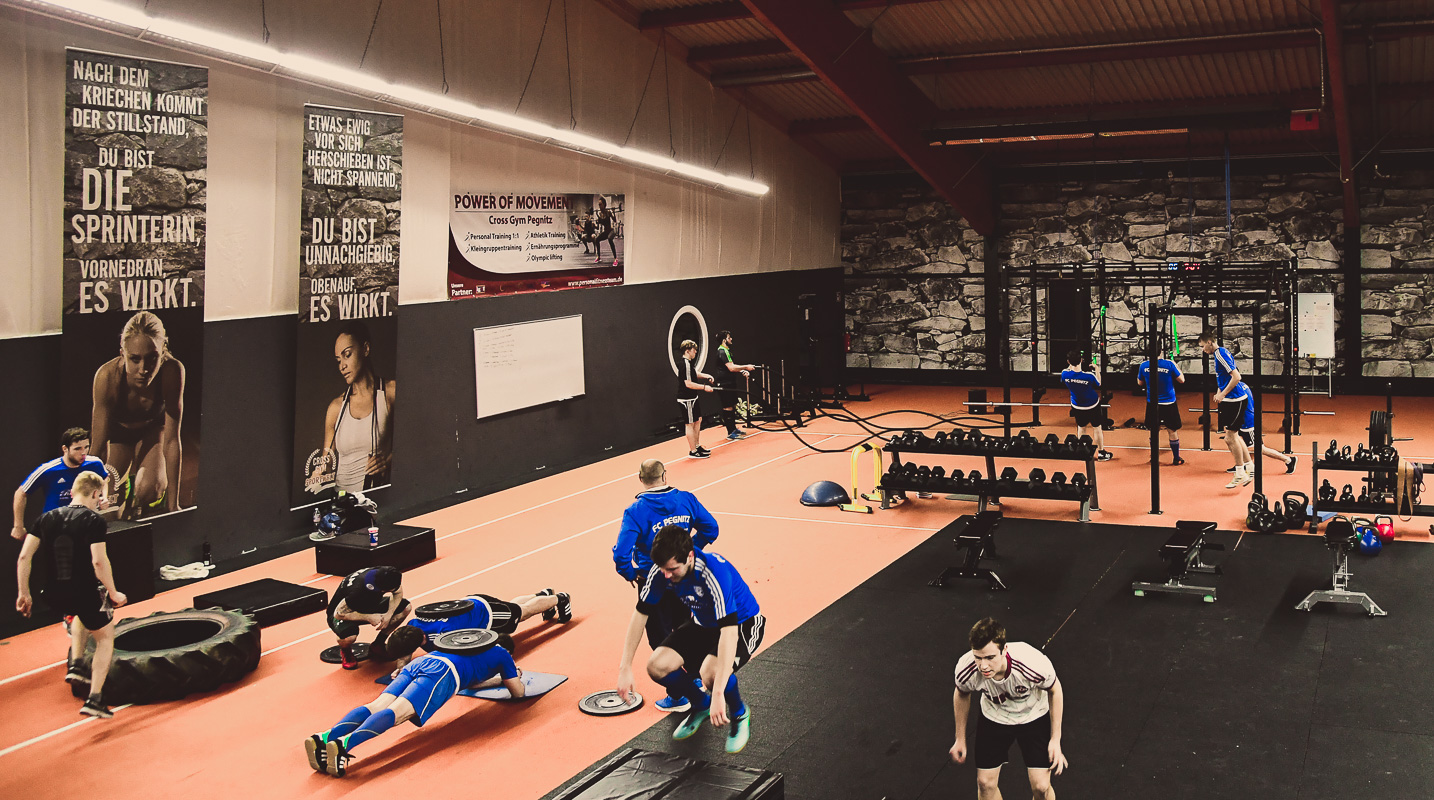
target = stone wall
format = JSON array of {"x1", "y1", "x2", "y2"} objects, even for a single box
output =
[{"x1": 842, "y1": 169, "x2": 1434, "y2": 380}]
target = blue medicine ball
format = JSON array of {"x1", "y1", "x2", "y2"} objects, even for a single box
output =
[
  {"x1": 800, "y1": 480, "x2": 851, "y2": 507},
  {"x1": 1358, "y1": 529, "x2": 1382, "y2": 556}
]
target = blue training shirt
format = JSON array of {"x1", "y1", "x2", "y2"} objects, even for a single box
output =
[
  {"x1": 1060, "y1": 368, "x2": 1102, "y2": 410},
  {"x1": 419, "y1": 646, "x2": 518, "y2": 689},
  {"x1": 405, "y1": 595, "x2": 495, "y2": 647},
  {"x1": 1137, "y1": 359, "x2": 1183, "y2": 404},
  {"x1": 19, "y1": 457, "x2": 108, "y2": 513},
  {"x1": 613, "y1": 486, "x2": 719, "y2": 581},
  {"x1": 637, "y1": 549, "x2": 760, "y2": 628},
  {"x1": 1213, "y1": 347, "x2": 1250, "y2": 401}
]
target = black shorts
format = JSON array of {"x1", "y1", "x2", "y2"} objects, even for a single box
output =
[
  {"x1": 471, "y1": 594, "x2": 522, "y2": 634},
  {"x1": 1218, "y1": 397, "x2": 1248, "y2": 432},
  {"x1": 974, "y1": 710, "x2": 1053, "y2": 770},
  {"x1": 1237, "y1": 428, "x2": 1254, "y2": 447},
  {"x1": 328, "y1": 596, "x2": 411, "y2": 640},
  {"x1": 1145, "y1": 402, "x2": 1183, "y2": 431},
  {"x1": 658, "y1": 615, "x2": 766, "y2": 672},
  {"x1": 677, "y1": 397, "x2": 700, "y2": 425},
  {"x1": 1071, "y1": 406, "x2": 1102, "y2": 428},
  {"x1": 42, "y1": 583, "x2": 113, "y2": 632}
]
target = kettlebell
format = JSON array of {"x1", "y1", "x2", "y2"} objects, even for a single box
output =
[
  {"x1": 1354, "y1": 443, "x2": 1369, "y2": 463},
  {"x1": 1324, "y1": 441, "x2": 1341, "y2": 462},
  {"x1": 1283, "y1": 491, "x2": 1309, "y2": 528},
  {"x1": 1339, "y1": 484, "x2": 1356, "y2": 503},
  {"x1": 1318, "y1": 479, "x2": 1336, "y2": 503},
  {"x1": 1375, "y1": 515, "x2": 1395, "y2": 544},
  {"x1": 1246, "y1": 492, "x2": 1269, "y2": 530},
  {"x1": 1358, "y1": 529, "x2": 1383, "y2": 556},
  {"x1": 1268, "y1": 501, "x2": 1288, "y2": 533},
  {"x1": 1357, "y1": 486, "x2": 1370, "y2": 505}
]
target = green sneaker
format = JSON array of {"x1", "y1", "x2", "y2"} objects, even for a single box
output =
[
  {"x1": 672, "y1": 706, "x2": 710, "y2": 740},
  {"x1": 725, "y1": 708, "x2": 751, "y2": 754}
]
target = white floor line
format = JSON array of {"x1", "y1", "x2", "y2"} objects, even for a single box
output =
[
  {"x1": 433, "y1": 433, "x2": 754, "y2": 543},
  {"x1": 0, "y1": 704, "x2": 135, "y2": 758},
  {"x1": 0, "y1": 660, "x2": 68, "y2": 687},
  {"x1": 0, "y1": 436, "x2": 824, "y2": 757},
  {"x1": 714, "y1": 510, "x2": 940, "y2": 532}
]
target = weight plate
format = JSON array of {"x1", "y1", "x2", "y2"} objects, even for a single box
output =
[
  {"x1": 319, "y1": 642, "x2": 370, "y2": 664},
  {"x1": 578, "y1": 689, "x2": 644, "y2": 716},
  {"x1": 433, "y1": 627, "x2": 500, "y2": 655},
  {"x1": 415, "y1": 598, "x2": 477, "y2": 621}
]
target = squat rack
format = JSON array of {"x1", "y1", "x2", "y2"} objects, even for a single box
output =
[{"x1": 997, "y1": 257, "x2": 1302, "y2": 511}]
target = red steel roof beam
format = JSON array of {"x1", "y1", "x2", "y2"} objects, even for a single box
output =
[
  {"x1": 739, "y1": 0, "x2": 995, "y2": 232},
  {"x1": 639, "y1": 2, "x2": 751, "y2": 30},
  {"x1": 1320, "y1": 0, "x2": 1360, "y2": 232}
]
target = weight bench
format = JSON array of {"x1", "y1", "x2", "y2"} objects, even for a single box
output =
[
  {"x1": 1296, "y1": 517, "x2": 1387, "y2": 616},
  {"x1": 1132, "y1": 520, "x2": 1223, "y2": 602},
  {"x1": 929, "y1": 510, "x2": 1006, "y2": 591}
]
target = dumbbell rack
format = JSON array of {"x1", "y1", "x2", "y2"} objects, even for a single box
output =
[
  {"x1": 1309, "y1": 441, "x2": 1434, "y2": 519},
  {"x1": 880, "y1": 437, "x2": 1099, "y2": 522}
]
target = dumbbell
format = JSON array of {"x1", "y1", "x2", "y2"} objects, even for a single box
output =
[
  {"x1": 1063, "y1": 434, "x2": 1080, "y2": 451},
  {"x1": 948, "y1": 429, "x2": 967, "y2": 448},
  {"x1": 1011, "y1": 430, "x2": 1035, "y2": 454},
  {"x1": 948, "y1": 469, "x2": 966, "y2": 490},
  {"x1": 1339, "y1": 484, "x2": 1356, "y2": 503},
  {"x1": 931, "y1": 431, "x2": 949, "y2": 449},
  {"x1": 1049, "y1": 472, "x2": 1068, "y2": 492},
  {"x1": 1028, "y1": 468, "x2": 1046, "y2": 492},
  {"x1": 1070, "y1": 473, "x2": 1088, "y2": 498},
  {"x1": 966, "y1": 430, "x2": 985, "y2": 451},
  {"x1": 914, "y1": 465, "x2": 933, "y2": 487},
  {"x1": 998, "y1": 467, "x2": 1019, "y2": 487},
  {"x1": 1317, "y1": 479, "x2": 1336, "y2": 503},
  {"x1": 967, "y1": 470, "x2": 983, "y2": 487}
]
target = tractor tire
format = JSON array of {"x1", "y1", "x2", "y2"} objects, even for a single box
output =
[{"x1": 68, "y1": 608, "x2": 261, "y2": 704}]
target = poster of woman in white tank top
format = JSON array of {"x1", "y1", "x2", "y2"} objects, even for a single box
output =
[{"x1": 292, "y1": 105, "x2": 402, "y2": 507}]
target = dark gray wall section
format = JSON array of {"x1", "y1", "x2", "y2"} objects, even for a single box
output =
[{"x1": 0, "y1": 268, "x2": 842, "y2": 582}]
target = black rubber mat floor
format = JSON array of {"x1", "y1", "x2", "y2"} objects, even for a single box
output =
[{"x1": 546, "y1": 517, "x2": 1434, "y2": 800}]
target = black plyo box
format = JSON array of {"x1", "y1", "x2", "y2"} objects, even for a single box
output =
[
  {"x1": 314, "y1": 524, "x2": 436, "y2": 576},
  {"x1": 555, "y1": 748, "x2": 783, "y2": 800},
  {"x1": 193, "y1": 578, "x2": 327, "y2": 628}
]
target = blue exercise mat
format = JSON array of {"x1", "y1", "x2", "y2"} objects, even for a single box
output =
[{"x1": 374, "y1": 671, "x2": 567, "y2": 701}]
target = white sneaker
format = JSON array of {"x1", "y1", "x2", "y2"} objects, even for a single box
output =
[
  {"x1": 1235, "y1": 473, "x2": 1253, "y2": 487},
  {"x1": 1224, "y1": 472, "x2": 1245, "y2": 489}
]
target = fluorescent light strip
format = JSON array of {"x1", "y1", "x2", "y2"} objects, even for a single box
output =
[{"x1": 21, "y1": 0, "x2": 770, "y2": 196}]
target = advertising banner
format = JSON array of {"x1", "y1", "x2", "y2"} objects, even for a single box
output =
[
  {"x1": 448, "y1": 191, "x2": 625, "y2": 297},
  {"x1": 61, "y1": 48, "x2": 208, "y2": 520},
  {"x1": 292, "y1": 105, "x2": 402, "y2": 507}
]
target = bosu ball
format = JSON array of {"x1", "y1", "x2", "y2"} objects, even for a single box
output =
[{"x1": 800, "y1": 480, "x2": 851, "y2": 507}]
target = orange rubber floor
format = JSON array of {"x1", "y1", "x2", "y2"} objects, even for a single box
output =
[{"x1": 0, "y1": 385, "x2": 1428, "y2": 799}]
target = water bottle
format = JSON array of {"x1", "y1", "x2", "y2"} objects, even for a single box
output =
[
  {"x1": 312, "y1": 508, "x2": 321, "y2": 529},
  {"x1": 368, "y1": 526, "x2": 380, "y2": 547}
]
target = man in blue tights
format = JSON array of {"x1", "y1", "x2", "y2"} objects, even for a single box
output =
[
  {"x1": 304, "y1": 625, "x2": 524, "y2": 777},
  {"x1": 616, "y1": 525, "x2": 765, "y2": 754}
]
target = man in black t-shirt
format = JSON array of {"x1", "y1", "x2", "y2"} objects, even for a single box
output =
[
  {"x1": 15, "y1": 471, "x2": 127, "y2": 719},
  {"x1": 676, "y1": 340, "x2": 717, "y2": 459},
  {"x1": 712, "y1": 331, "x2": 761, "y2": 441},
  {"x1": 326, "y1": 566, "x2": 412, "y2": 669}
]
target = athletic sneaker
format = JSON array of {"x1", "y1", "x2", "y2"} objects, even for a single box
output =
[
  {"x1": 689, "y1": 450, "x2": 710, "y2": 459},
  {"x1": 1096, "y1": 450, "x2": 1114, "y2": 461},
  {"x1": 1226, "y1": 465, "x2": 1237, "y2": 473},
  {"x1": 65, "y1": 659, "x2": 90, "y2": 687},
  {"x1": 726, "y1": 430, "x2": 746, "y2": 440},
  {"x1": 725, "y1": 708, "x2": 752, "y2": 754},
  {"x1": 696, "y1": 446, "x2": 711, "y2": 455},
  {"x1": 80, "y1": 695, "x2": 113, "y2": 719},
  {"x1": 1234, "y1": 473, "x2": 1253, "y2": 487},
  {"x1": 309, "y1": 530, "x2": 337, "y2": 542},
  {"x1": 339, "y1": 645, "x2": 361, "y2": 671},
  {"x1": 305, "y1": 734, "x2": 328, "y2": 773},
  {"x1": 538, "y1": 587, "x2": 557, "y2": 621},
  {"x1": 673, "y1": 705, "x2": 710, "y2": 740},
  {"x1": 1286, "y1": 456, "x2": 1298, "y2": 474},
  {"x1": 1172, "y1": 458, "x2": 1186, "y2": 466},
  {"x1": 655, "y1": 695, "x2": 691, "y2": 713},
  {"x1": 554, "y1": 592, "x2": 573, "y2": 623},
  {"x1": 325, "y1": 737, "x2": 355, "y2": 777}
]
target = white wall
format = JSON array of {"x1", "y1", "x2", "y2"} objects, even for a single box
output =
[{"x1": 0, "y1": 1, "x2": 839, "y2": 336}]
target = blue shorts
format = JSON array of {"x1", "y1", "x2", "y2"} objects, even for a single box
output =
[{"x1": 383, "y1": 657, "x2": 459, "y2": 726}]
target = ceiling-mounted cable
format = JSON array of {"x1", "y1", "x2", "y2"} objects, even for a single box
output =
[
  {"x1": 259, "y1": 0, "x2": 269, "y2": 43},
  {"x1": 515, "y1": 0, "x2": 555, "y2": 114},
  {"x1": 661, "y1": 26, "x2": 674, "y2": 158},
  {"x1": 745, "y1": 106, "x2": 755, "y2": 180},
  {"x1": 358, "y1": 0, "x2": 384, "y2": 69},
  {"x1": 561, "y1": 0, "x2": 575, "y2": 128},
  {"x1": 713, "y1": 101, "x2": 741, "y2": 169},
  {"x1": 623, "y1": 28, "x2": 666, "y2": 147},
  {"x1": 435, "y1": 0, "x2": 448, "y2": 93}
]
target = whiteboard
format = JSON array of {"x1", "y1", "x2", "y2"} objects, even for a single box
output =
[
  {"x1": 1297, "y1": 293, "x2": 1336, "y2": 359},
  {"x1": 474, "y1": 315, "x2": 585, "y2": 419}
]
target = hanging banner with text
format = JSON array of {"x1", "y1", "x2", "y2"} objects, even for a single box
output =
[
  {"x1": 447, "y1": 191, "x2": 625, "y2": 298},
  {"x1": 61, "y1": 48, "x2": 207, "y2": 521},
  {"x1": 292, "y1": 104, "x2": 403, "y2": 508}
]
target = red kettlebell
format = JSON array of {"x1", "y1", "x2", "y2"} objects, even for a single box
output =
[{"x1": 1375, "y1": 515, "x2": 1395, "y2": 545}]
